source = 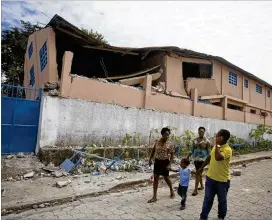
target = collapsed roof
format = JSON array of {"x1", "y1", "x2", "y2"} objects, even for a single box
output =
[{"x1": 46, "y1": 14, "x2": 271, "y2": 88}]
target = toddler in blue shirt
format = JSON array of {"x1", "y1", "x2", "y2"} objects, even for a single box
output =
[{"x1": 172, "y1": 157, "x2": 191, "y2": 210}]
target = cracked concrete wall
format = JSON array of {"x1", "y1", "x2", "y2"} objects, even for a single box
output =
[{"x1": 37, "y1": 95, "x2": 272, "y2": 150}]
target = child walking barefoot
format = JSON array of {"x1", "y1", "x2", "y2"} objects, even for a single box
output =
[{"x1": 171, "y1": 158, "x2": 191, "y2": 210}]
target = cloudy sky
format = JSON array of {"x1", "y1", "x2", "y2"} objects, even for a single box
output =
[{"x1": 2, "y1": 1, "x2": 272, "y2": 84}]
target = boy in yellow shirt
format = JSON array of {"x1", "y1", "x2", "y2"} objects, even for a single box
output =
[{"x1": 198, "y1": 129, "x2": 232, "y2": 220}]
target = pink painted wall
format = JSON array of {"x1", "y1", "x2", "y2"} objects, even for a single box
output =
[
  {"x1": 195, "y1": 103, "x2": 223, "y2": 120},
  {"x1": 227, "y1": 109, "x2": 245, "y2": 123},
  {"x1": 148, "y1": 93, "x2": 192, "y2": 115},
  {"x1": 24, "y1": 27, "x2": 58, "y2": 91}
]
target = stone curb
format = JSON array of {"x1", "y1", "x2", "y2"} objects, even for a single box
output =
[{"x1": 2, "y1": 155, "x2": 272, "y2": 216}]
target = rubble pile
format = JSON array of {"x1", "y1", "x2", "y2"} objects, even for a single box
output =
[
  {"x1": 152, "y1": 82, "x2": 166, "y2": 94},
  {"x1": 79, "y1": 158, "x2": 153, "y2": 176}
]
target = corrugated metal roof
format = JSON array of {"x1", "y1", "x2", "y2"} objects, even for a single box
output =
[{"x1": 46, "y1": 14, "x2": 271, "y2": 88}]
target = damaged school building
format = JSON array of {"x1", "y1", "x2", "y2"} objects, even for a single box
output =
[{"x1": 24, "y1": 15, "x2": 272, "y2": 150}]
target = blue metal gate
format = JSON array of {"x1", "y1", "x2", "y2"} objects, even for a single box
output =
[{"x1": 1, "y1": 84, "x2": 42, "y2": 154}]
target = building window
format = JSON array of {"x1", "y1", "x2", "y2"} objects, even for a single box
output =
[
  {"x1": 39, "y1": 41, "x2": 48, "y2": 72},
  {"x1": 250, "y1": 109, "x2": 256, "y2": 114},
  {"x1": 268, "y1": 90, "x2": 271, "y2": 97},
  {"x1": 244, "y1": 79, "x2": 248, "y2": 88},
  {"x1": 29, "y1": 65, "x2": 35, "y2": 86},
  {"x1": 28, "y1": 42, "x2": 33, "y2": 59},
  {"x1": 229, "y1": 72, "x2": 237, "y2": 86},
  {"x1": 260, "y1": 112, "x2": 267, "y2": 117},
  {"x1": 256, "y1": 84, "x2": 262, "y2": 94}
]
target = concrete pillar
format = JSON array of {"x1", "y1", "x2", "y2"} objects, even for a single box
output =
[
  {"x1": 191, "y1": 88, "x2": 198, "y2": 116},
  {"x1": 221, "y1": 96, "x2": 228, "y2": 120},
  {"x1": 143, "y1": 74, "x2": 152, "y2": 108},
  {"x1": 60, "y1": 51, "x2": 73, "y2": 97}
]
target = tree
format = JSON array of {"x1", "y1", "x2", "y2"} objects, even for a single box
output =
[
  {"x1": 1, "y1": 21, "x2": 42, "y2": 85},
  {"x1": 81, "y1": 28, "x2": 108, "y2": 45}
]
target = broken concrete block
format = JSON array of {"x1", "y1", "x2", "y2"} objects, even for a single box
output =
[
  {"x1": 84, "y1": 179, "x2": 91, "y2": 183},
  {"x1": 38, "y1": 204, "x2": 45, "y2": 208},
  {"x1": 116, "y1": 176, "x2": 123, "y2": 180},
  {"x1": 6, "y1": 155, "x2": 14, "y2": 159},
  {"x1": 52, "y1": 171, "x2": 64, "y2": 178},
  {"x1": 24, "y1": 172, "x2": 34, "y2": 178},
  {"x1": 56, "y1": 179, "x2": 72, "y2": 188},
  {"x1": 232, "y1": 169, "x2": 242, "y2": 176},
  {"x1": 16, "y1": 152, "x2": 24, "y2": 158}
]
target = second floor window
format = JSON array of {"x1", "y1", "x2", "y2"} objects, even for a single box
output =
[
  {"x1": 229, "y1": 72, "x2": 237, "y2": 86},
  {"x1": 268, "y1": 90, "x2": 271, "y2": 97},
  {"x1": 244, "y1": 79, "x2": 248, "y2": 88},
  {"x1": 256, "y1": 84, "x2": 262, "y2": 94}
]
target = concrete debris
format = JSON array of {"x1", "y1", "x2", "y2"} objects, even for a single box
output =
[
  {"x1": 33, "y1": 205, "x2": 38, "y2": 209},
  {"x1": 24, "y1": 172, "x2": 34, "y2": 178},
  {"x1": 44, "y1": 82, "x2": 60, "y2": 91},
  {"x1": 84, "y1": 179, "x2": 91, "y2": 183},
  {"x1": 152, "y1": 82, "x2": 166, "y2": 93},
  {"x1": 232, "y1": 169, "x2": 242, "y2": 176},
  {"x1": 52, "y1": 171, "x2": 65, "y2": 178},
  {"x1": 56, "y1": 179, "x2": 72, "y2": 188},
  {"x1": 48, "y1": 89, "x2": 60, "y2": 96},
  {"x1": 116, "y1": 176, "x2": 124, "y2": 180},
  {"x1": 6, "y1": 155, "x2": 14, "y2": 159},
  {"x1": 38, "y1": 204, "x2": 45, "y2": 208},
  {"x1": 97, "y1": 78, "x2": 108, "y2": 83},
  {"x1": 16, "y1": 153, "x2": 25, "y2": 158}
]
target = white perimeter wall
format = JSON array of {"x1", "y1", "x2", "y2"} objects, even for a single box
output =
[{"x1": 37, "y1": 95, "x2": 272, "y2": 150}]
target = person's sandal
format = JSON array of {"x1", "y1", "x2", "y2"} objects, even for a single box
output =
[
  {"x1": 147, "y1": 198, "x2": 157, "y2": 203},
  {"x1": 192, "y1": 192, "x2": 198, "y2": 196},
  {"x1": 198, "y1": 187, "x2": 204, "y2": 190}
]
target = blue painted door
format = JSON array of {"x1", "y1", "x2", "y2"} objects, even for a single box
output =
[{"x1": 1, "y1": 85, "x2": 42, "y2": 154}]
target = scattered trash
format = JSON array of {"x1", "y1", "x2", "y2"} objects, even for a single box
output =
[
  {"x1": 56, "y1": 179, "x2": 72, "y2": 188},
  {"x1": 98, "y1": 164, "x2": 107, "y2": 173},
  {"x1": 24, "y1": 172, "x2": 34, "y2": 179},
  {"x1": 92, "y1": 172, "x2": 100, "y2": 176},
  {"x1": 242, "y1": 164, "x2": 246, "y2": 168},
  {"x1": 60, "y1": 144, "x2": 87, "y2": 173}
]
